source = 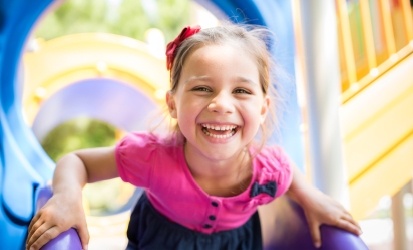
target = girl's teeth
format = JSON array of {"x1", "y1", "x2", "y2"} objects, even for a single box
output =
[
  {"x1": 202, "y1": 124, "x2": 236, "y2": 131},
  {"x1": 203, "y1": 130, "x2": 235, "y2": 138},
  {"x1": 201, "y1": 124, "x2": 237, "y2": 138}
]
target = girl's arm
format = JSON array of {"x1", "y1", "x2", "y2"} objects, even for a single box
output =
[
  {"x1": 26, "y1": 146, "x2": 118, "y2": 250},
  {"x1": 286, "y1": 165, "x2": 362, "y2": 248}
]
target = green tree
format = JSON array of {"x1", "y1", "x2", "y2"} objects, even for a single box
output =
[
  {"x1": 34, "y1": 0, "x2": 190, "y2": 41},
  {"x1": 41, "y1": 118, "x2": 117, "y2": 161}
]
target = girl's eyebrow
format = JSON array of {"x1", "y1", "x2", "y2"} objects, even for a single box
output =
[
  {"x1": 184, "y1": 75, "x2": 210, "y2": 84},
  {"x1": 236, "y1": 76, "x2": 259, "y2": 86}
]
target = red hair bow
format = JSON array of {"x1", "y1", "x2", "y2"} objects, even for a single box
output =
[{"x1": 166, "y1": 25, "x2": 201, "y2": 70}]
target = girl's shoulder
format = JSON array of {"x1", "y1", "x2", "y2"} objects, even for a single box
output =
[
  {"x1": 117, "y1": 131, "x2": 182, "y2": 150},
  {"x1": 250, "y1": 145, "x2": 293, "y2": 198},
  {"x1": 251, "y1": 144, "x2": 291, "y2": 170},
  {"x1": 115, "y1": 131, "x2": 184, "y2": 165},
  {"x1": 115, "y1": 131, "x2": 185, "y2": 187}
]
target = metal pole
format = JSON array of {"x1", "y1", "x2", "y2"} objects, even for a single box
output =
[
  {"x1": 293, "y1": 0, "x2": 350, "y2": 206},
  {"x1": 391, "y1": 184, "x2": 409, "y2": 250}
]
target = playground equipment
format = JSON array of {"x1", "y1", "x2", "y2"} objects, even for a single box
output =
[{"x1": 23, "y1": 33, "x2": 164, "y2": 141}]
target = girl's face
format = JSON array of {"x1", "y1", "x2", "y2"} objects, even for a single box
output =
[{"x1": 167, "y1": 44, "x2": 270, "y2": 162}]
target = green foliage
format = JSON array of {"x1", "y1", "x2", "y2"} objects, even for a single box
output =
[
  {"x1": 41, "y1": 118, "x2": 117, "y2": 161},
  {"x1": 34, "y1": 0, "x2": 190, "y2": 41}
]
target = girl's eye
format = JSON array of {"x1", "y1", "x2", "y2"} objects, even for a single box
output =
[
  {"x1": 233, "y1": 88, "x2": 251, "y2": 94},
  {"x1": 192, "y1": 86, "x2": 212, "y2": 92}
]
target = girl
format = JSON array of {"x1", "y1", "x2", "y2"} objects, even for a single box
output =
[{"x1": 26, "y1": 23, "x2": 361, "y2": 250}]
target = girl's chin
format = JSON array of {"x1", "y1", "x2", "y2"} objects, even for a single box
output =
[{"x1": 199, "y1": 139, "x2": 245, "y2": 157}]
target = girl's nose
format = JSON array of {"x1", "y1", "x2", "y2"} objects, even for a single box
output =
[{"x1": 207, "y1": 92, "x2": 234, "y2": 114}]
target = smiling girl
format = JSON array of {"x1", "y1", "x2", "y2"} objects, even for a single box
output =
[{"x1": 26, "y1": 23, "x2": 361, "y2": 250}]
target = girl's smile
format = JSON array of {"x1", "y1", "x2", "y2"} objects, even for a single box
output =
[{"x1": 200, "y1": 123, "x2": 238, "y2": 139}]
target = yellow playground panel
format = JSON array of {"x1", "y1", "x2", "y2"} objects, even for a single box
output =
[
  {"x1": 23, "y1": 33, "x2": 169, "y2": 124},
  {"x1": 342, "y1": 49, "x2": 413, "y2": 220}
]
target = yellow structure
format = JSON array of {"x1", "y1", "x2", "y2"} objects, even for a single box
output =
[
  {"x1": 336, "y1": 0, "x2": 413, "y2": 220},
  {"x1": 23, "y1": 33, "x2": 169, "y2": 124},
  {"x1": 342, "y1": 46, "x2": 413, "y2": 220}
]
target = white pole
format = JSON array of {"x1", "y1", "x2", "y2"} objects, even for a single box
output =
[{"x1": 293, "y1": 0, "x2": 350, "y2": 206}]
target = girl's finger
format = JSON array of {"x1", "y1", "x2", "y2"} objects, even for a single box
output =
[
  {"x1": 27, "y1": 220, "x2": 47, "y2": 247},
  {"x1": 27, "y1": 212, "x2": 41, "y2": 235},
  {"x1": 75, "y1": 224, "x2": 90, "y2": 250},
  {"x1": 27, "y1": 225, "x2": 60, "y2": 250},
  {"x1": 336, "y1": 219, "x2": 362, "y2": 236},
  {"x1": 308, "y1": 221, "x2": 322, "y2": 248},
  {"x1": 341, "y1": 213, "x2": 362, "y2": 231},
  {"x1": 27, "y1": 216, "x2": 46, "y2": 246}
]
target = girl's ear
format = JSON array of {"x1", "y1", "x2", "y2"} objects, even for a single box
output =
[
  {"x1": 166, "y1": 91, "x2": 177, "y2": 118},
  {"x1": 260, "y1": 96, "x2": 270, "y2": 124}
]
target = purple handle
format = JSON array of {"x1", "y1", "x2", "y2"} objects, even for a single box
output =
[
  {"x1": 35, "y1": 186, "x2": 83, "y2": 250},
  {"x1": 40, "y1": 229, "x2": 83, "y2": 250},
  {"x1": 263, "y1": 196, "x2": 369, "y2": 250}
]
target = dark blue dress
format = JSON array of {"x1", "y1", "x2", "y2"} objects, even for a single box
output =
[{"x1": 125, "y1": 193, "x2": 263, "y2": 250}]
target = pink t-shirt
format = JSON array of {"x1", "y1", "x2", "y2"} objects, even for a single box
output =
[{"x1": 115, "y1": 132, "x2": 293, "y2": 234}]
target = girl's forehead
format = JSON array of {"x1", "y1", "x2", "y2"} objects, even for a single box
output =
[
  {"x1": 187, "y1": 43, "x2": 255, "y2": 64},
  {"x1": 184, "y1": 47, "x2": 256, "y2": 74},
  {"x1": 178, "y1": 45, "x2": 260, "y2": 87}
]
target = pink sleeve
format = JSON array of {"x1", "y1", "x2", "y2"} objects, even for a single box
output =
[
  {"x1": 115, "y1": 132, "x2": 159, "y2": 188},
  {"x1": 271, "y1": 146, "x2": 293, "y2": 198},
  {"x1": 255, "y1": 146, "x2": 293, "y2": 199}
]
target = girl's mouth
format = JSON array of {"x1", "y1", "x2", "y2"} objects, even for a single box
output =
[{"x1": 201, "y1": 124, "x2": 238, "y2": 139}]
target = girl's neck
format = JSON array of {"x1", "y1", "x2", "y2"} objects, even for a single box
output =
[{"x1": 184, "y1": 145, "x2": 253, "y2": 197}]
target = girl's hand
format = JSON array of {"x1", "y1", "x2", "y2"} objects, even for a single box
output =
[
  {"x1": 26, "y1": 192, "x2": 89, "y2": 250},
  {"x1": 287, "y1": 164, "x2": 362, "y2": 248},
  {"x1": 300, "y1": 189, "x2": 362, "y2": 248},
  {"x1": 26, "y1": 148, "x2": 118, "y2": 250}
]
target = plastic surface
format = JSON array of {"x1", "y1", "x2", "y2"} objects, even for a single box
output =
[
  {"x1": 35, "y1": 187, "x2": 83, "y2": 250},
  {"x1": 262, "y1": 196, "x2": 369, "y2": 250}
]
